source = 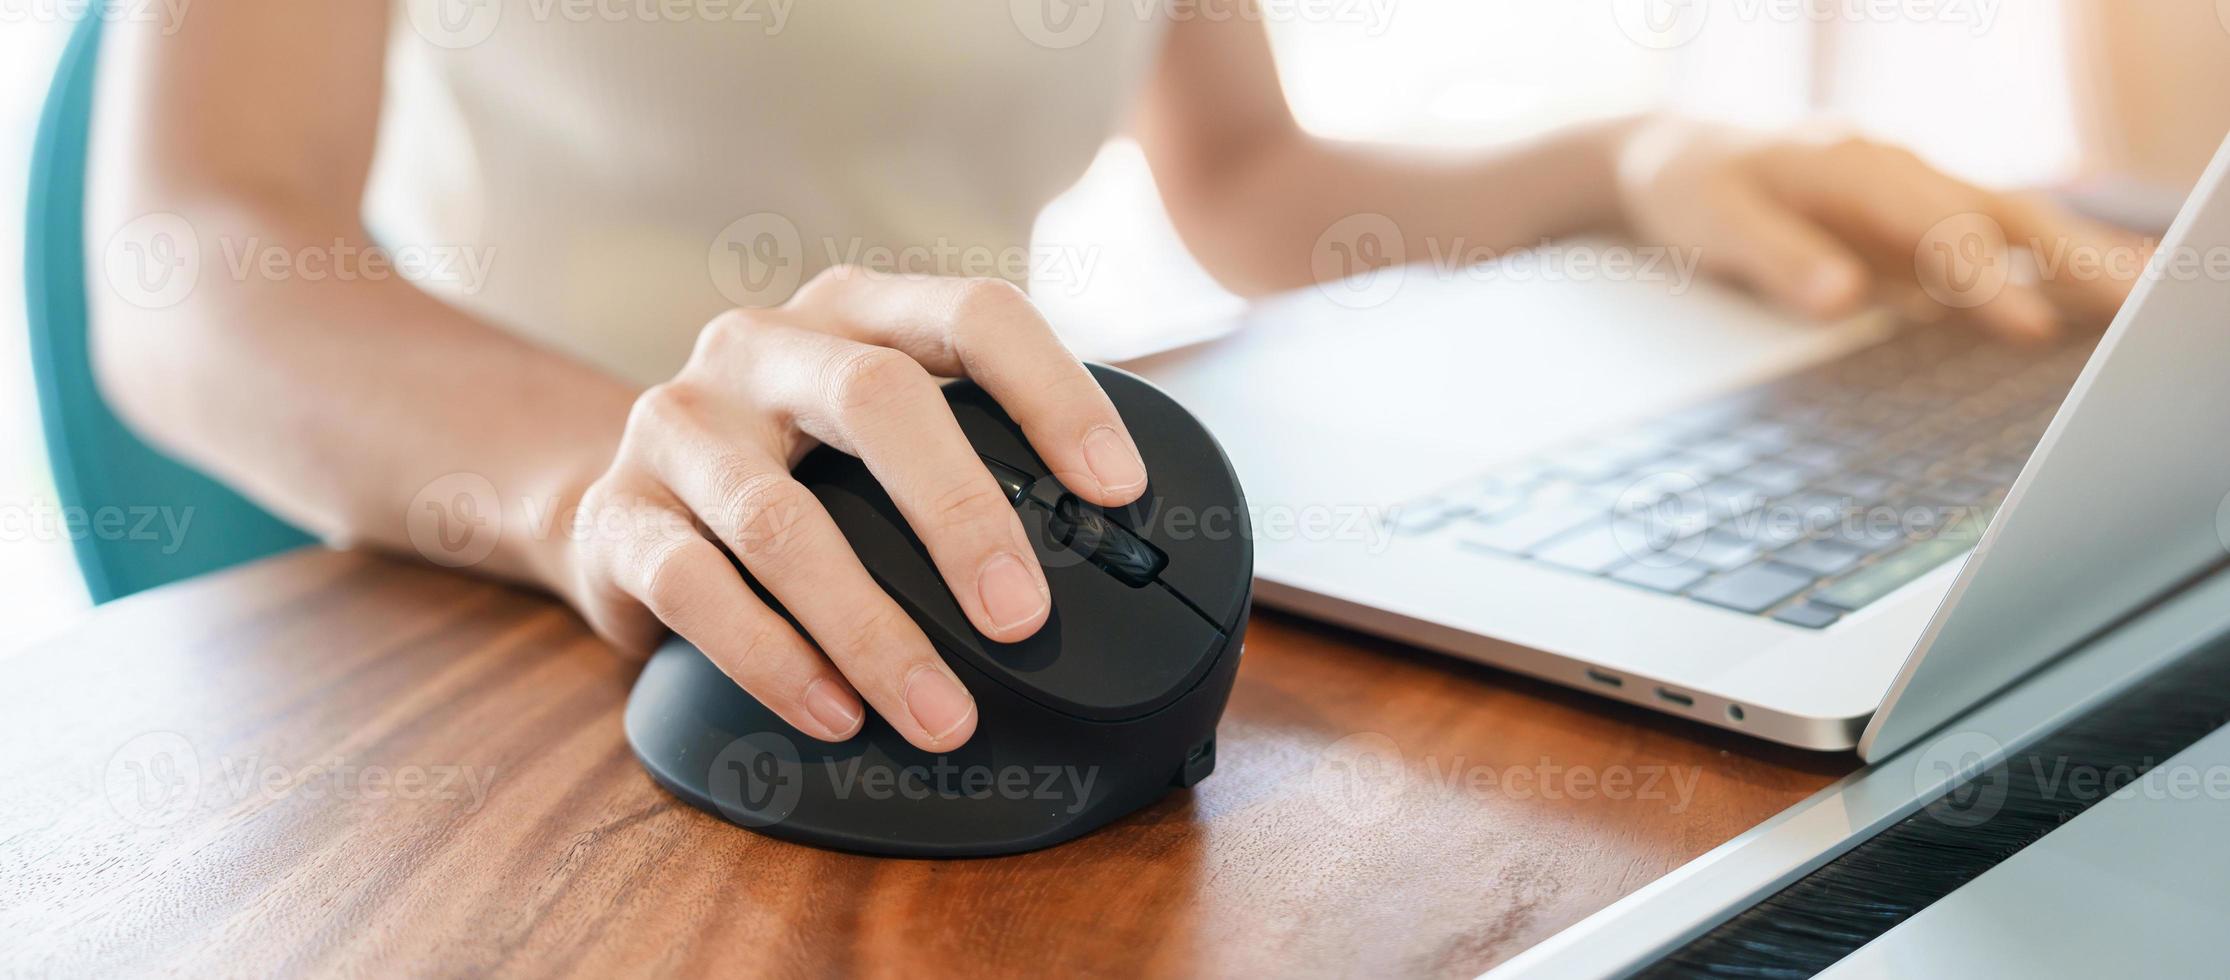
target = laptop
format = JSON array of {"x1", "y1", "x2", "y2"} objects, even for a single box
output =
[{"x1": 1130, "y1": 133, "x2": 2230, "y2": 757}]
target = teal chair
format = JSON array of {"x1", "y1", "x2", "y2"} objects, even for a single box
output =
[{"x1": 26, "y1": 15, "x2": 311, "y2": 603}]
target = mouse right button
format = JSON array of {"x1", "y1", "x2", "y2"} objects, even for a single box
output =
[{"x1": 1087, "y1": 367, "x2": 1255, "y2": 631}]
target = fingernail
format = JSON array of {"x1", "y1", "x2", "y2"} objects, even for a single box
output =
[
  {"x1": 904, "y1": 665, "x2": 976, "y2": 744},
  {"x1": 803, "y1": 678, "x2": 862, "y2": 740},
  {"x1": 977, "y1": 552, "x2": 1048, "y2": 633},
  {"x1": 1082, "y1": 425, "x2": 1147, "y2": 496}
]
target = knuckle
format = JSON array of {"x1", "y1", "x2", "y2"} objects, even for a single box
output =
[
  {"x1": 834, "y1": 602, "x2": 915, "y2": 663},
  {"x1": 637, "y1": 538, "x2": 703, "y2": 622},
  {"x1": 717, "y1": 465, "x2": 817, "y2": 565},
  {"x1": 629, "y1": 381, "x2": 700, "y2": 434},
  {"x1": 723, "y1": 623, "x2": 800, "y2": 683},
  {"x1": 692, "y1": 308, "x2": 776, "y2": 363},
  {"x1": 925, "y1": 480, "x2": 1014, "y2": 537},
  {"x1": 1044, "y1": 364, "x2": 1106, "y2": 408},
  {"x1": 949, "y1": 277, "x2": 1030, "y2": 324},
  {"x1": 790, "y1": 263, "x2": 869, "y2": 306},
  {"x1": 824, "y1": 345, "x2": 927, "y2": 419},
  {"x1": 943, "y1": 279, "x2": 1043, "y2": 370}
]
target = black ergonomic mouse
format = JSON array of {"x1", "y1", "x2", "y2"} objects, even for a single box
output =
[{"x1": 623, "y1": 364, "x2": 1251, "y2": 857}]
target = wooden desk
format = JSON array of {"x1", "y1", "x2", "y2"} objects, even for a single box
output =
[{"x1": 1, "y1": 550, "x2": 1852, "y2": 976}]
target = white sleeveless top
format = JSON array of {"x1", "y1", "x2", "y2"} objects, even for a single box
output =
[{"x1": 365, "y1": 1, "x2": 1166, "y2": 385}]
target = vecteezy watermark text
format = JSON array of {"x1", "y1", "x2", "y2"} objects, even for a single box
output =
[
  {"x1": 104, "y1": 731, "x2": 497, "y2": 828},
  {"x1": 407, "y1": 0, "x2": 795, "y2": 48},
  {"x1": 101, "y1": 212, "x2": 496, "y2": 311},
  {"x1": 0, "y1": 501, "x2": 195, "y2": 556},
  {"x1": 1310, "y1": 213, "x2": 1705, "y2": 310},
  {"x1": 707, "y1": 212, "x2": 1103, "y2": 307},
  {"x1": 1011, "y1": 0, "x2": 1393, "y2": 50},
  {"x1": 1308, "y1": 732, "x2": 1704, "y2": 828},
  {"x1": 704, "y1": 732, "x2": 1101, "y2": 827},
  {"x1": 405, "y1": 470, "x2": 1397, "y2": 570},
  {"x1": 1, "y1": 0, "x2": 191, "y2": 30}
]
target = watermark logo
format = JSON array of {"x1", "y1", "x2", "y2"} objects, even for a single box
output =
[
  {"x1": 407, "y1": 0, "x2": 503, "y2": 48},
  {"x1": 1915, "y1": 211, "x2": 2012, "y2": 311},
  {"x1": 709, "y1": 212, "x2": 804, "y2": 307},
  {"x1": 102, "y1": 212, "x2": 200, "y2": 310},
  {"x1": 707, "y1": 732, "x2": 805, "y2": 827},
  {"x1": 1912, "y1": 729, "x2": 2007, "y2": 827},
  {"x1": 1309, "y1": 731, "x2": 1409, "y2": 828},
  {"x1": 1612, "y1": 0, "x2": 1708, "y2": 49},
  {"x1": 408, "y1": 472, "x2": 502, "y2": 568},
  {"x1": 105, "y1": 731, "x2": 202, "y2": 828},
  {"x1": 1011, "y1": 0, "x2": 1104, "y2": 48},
  {"x1": 1611, "y1": 470, "x2": 1711, "y2": 567},
  {"x1": 1312, "y1": 213, "x2": 1407, "y2": 310}
]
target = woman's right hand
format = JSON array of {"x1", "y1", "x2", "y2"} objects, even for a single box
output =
[{"x1": 558, "y1": 267, "x2": 1151, "y2": 751}]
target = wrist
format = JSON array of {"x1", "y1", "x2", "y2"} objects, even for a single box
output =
[
  {"x1": 1586, "y1": 111, "x2": 1665, "y2": 237},
  {"x1": 510, "y1": 463, "x2": 606, "y2": 607}
]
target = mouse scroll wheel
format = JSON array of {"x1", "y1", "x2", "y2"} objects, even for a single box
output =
[
  {"x1": 982, "y1": 456, "x2": 1035, "y2": 504},
  {"x1": 1047, "y1": 494, "x2": 1167, "y2": 589}
]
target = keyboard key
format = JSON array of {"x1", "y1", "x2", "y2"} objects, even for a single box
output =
[
  {"x1": 1454, "y1": 482, "x2": 1530, "y2": 521},
  {"x1": 1721, "y1": 508, "x2": 1809, "y2": 550},
  {"x1": 1391, "y1": 500, "x2": 1470, "y2": 534},
  {"x1": 1628, "y1": 452, "x2": 1733, "y2": 483},
  {"x1": 1699, "y1": 478, "x2": 1768, "y2": 522},
  {"x1": 1734, "y1": 460, "x2": 1814, "y2": 497},
  {"x1": 1531, "y1": 520, "x2": 1646, "y2": 575},
  {"x1": 1687, "y1": 531, "x2": 1764, "y2": 571},
  {"x1": 1544, "y1": 443, "x2": 1653, "y2": 483},
  {"x1": 1780, "y1": 443, "x2": 1855, "y2": 472},
  {"x1": 1828, "y1": 520, "x2": 1909, "y2": 554},
  {"x1": 1774, "y1": 491, "x2": 1856, "y2": 533},
  {"x1": 1818, "y1": 471, "x2": 1896, "y2": 505},
  {"x1": 1689, "y1": 562, "x2": 1819, "y2": 615},
  {"x1": 1731, "y1": 421, "x2": 1798, "y2": 452},
  {"x1": 1773, "y1": 602, "x2": 1844, "y2": 630},
  {"x1": 1812, "y1": 537, "x2": 1974, "y2": 611},
  {"x1": 1456, "y1": 501, "x2": 1600, "y2": 556},
  {"x1": 1924, "y1": 477, "x2": 1995, "y2": 504},
  {"x1": 1773, "y1": 538, "x2": 1867, "y2": 577},
  {"x1": 1687, "y1": 438, "x2": 1763, "y2": 473},
  {"x1": 1875, "y1": 452, "x2": 1936, "y2": 481},
  {"x1": 1610, "y1": 559, "x2": 1709, "y2": 595}
]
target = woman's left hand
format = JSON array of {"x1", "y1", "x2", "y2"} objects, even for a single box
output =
[{"x1": 1615, "y1": 117, "x2": 2151, "y2": 340}]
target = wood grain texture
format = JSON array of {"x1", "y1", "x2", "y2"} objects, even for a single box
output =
[{"x1": 0, "y1": 549, "x2": 1854, "y2": 977}]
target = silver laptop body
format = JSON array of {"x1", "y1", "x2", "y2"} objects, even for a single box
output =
[{"x1": 1133, "y1": 134, "x2": 2230, "y2": 756}]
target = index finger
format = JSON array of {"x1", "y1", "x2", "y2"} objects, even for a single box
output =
[{"x1": 786, "y1": 268, "x2": 1150, "y2": 507}]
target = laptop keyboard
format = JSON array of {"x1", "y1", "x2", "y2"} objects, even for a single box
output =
[{"x1": 1394, "y1": 328, "x2": 2093, "y2": 629}]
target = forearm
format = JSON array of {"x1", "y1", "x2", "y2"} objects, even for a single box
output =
[
  {"x1": 89, "y1": 192, "x2": 633, "y2": 592},
  {"x1": 1158, "y1": 115, "x2": 1642, "y2": 297}
]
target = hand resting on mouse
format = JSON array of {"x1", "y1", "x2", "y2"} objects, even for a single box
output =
[{"x1": 564, "y1": 266, "x2": 1151, "y2": 753}]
